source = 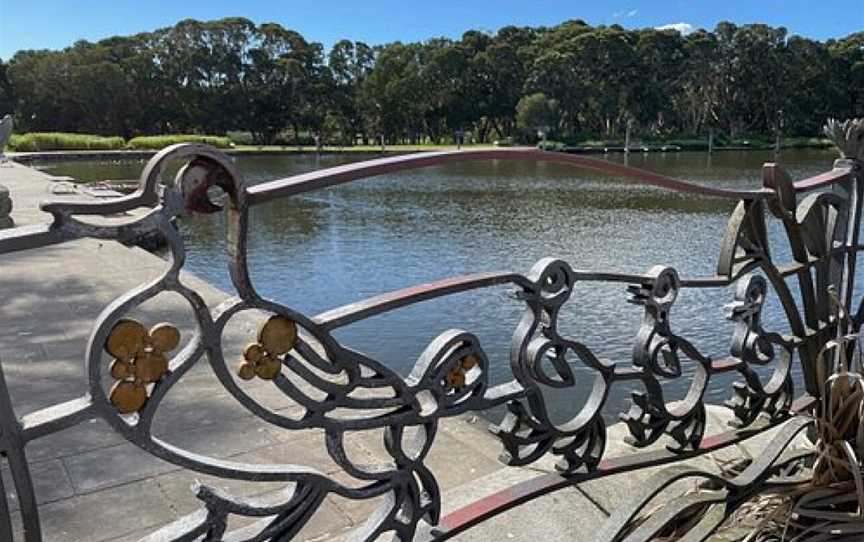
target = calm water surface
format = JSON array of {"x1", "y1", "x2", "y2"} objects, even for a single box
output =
[{"x1": 35, "y1": 149, "x2": 852, "y2": 423}]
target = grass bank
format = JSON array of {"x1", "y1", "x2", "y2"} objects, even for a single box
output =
[
  {"x1": 549, "y1": 135, "x2": 834, "y2": 152},
  {"x1": 126, "y1": 134, "x2": 232, "y2": 150},
  {"x1": 5, "y1": 132, "x2": 232, "y2": 152},
  {"x1": 7, "y1": 133, "x2": 126, "y2": 152},
  {"x1": 5, "y1": 132, "x2": 836, "y2": 154},
  {"x1": 231, "y1": 143, "x2": 493, "y2": 153}
]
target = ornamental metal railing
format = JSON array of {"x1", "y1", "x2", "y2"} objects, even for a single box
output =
[{"x1": 0, "y1": 119, "x2": 862, "y2": 541}]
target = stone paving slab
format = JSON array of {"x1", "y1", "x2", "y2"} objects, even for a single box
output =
[
  {"x1": 1, "y1": 161, "x2": 66, "y2": 226},
  {"x1": 0, "y1": 160, "x2": 810, "y2": 541}
]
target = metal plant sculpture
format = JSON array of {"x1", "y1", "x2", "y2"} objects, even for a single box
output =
[
  {"x1": 0, "y1": 119, "x2": 861, "y2": 541},
  {"x1": 825, "y1": 117, "x2": 864, "y2": 161}
]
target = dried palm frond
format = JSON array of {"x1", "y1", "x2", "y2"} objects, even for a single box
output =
[
  {"x1": 811, "y1": 288, "x2": 864, "y2": 494},
  {"x1": 742, "y1": 289, "x2": 864, "y2": 541},
  {"x1": 623, "y1": 286, "x2": 864, "y2": 541},
  {"x1": 706, "y1": 288, "x2": 864, "y2": 542}
]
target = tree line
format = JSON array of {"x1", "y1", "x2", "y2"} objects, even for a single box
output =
[{"x1": 0, "y1": 17, "x2": 861, "y2": 145}]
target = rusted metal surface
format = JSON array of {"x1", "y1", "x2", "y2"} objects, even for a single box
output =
[{"x1": 0, "y1": 126, "x2": 861, "y2": 540}]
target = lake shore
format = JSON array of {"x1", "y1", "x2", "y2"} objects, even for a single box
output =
[
  {"x1": 7, "y1": 137, "x2": 835, "y2": 164},
  {"x1": 7, "y1": 146, "x2": 461, "y2": 164}
]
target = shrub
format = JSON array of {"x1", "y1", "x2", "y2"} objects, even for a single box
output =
[
  {"x1": 537, "y1": 140, "x2": 566, "y2": 151},
  {"x1": 574, "y1": 139, "x2": 624, "y2": 148},
  {"x1": 665, "y1": 139, "x2": 710, "y2": 151},
  {"x1": 126, "y1": 135, "x2": 232, "y2": 150},
  {"x1": 7, "y1": 132, "x2": 126, "y2": 152},
  {"x1": 783, "y1": 137, "x2": 833, "y2": 149},
  {"x1": 226, "y1": 131, "x2": 254, "y2": 145},
  {"x1": 729, "y1": 135, "x2": 773, "y2": 148},
  {"x1": 273, "y1": 130, "x2": 316, "y2": 146}
]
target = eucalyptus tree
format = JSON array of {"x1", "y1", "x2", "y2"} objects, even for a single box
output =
[
  {"x1": 632, "y1": 29, "x2": 686, "y2": 133},
  {"x1": 732, "y1": 24, "x2": 789, "y2": 135},
  {"x1": 515, "y1": 92, "x2": 559, "y2": 139},
  {"x1": 524, "y1": 20, "x2": 591, "y2": 136},
  {"x1": 243, "y1": 23, "x2": 326, "y2": 144},
  {"x1": 2, "y1": 16, "x2": 861, "y2": 145},
  {"x1": 468, "y1": 27, "x2": 534, "y2": 141},
  {"x1": 358, "y1": 42, "x2": 426, "y2": 144},
  {"x1": 328, "y1": 40, "x2": 375, "y2": 143},
  {"x1": 828, "y1": 32, "x2": 864, "y2": 119},
  {"x1": 678, "y1": 30, "x2": 721, "y2": 135},
  {"x1": 784, "y1": 36, "x2": 838, "y2": 135},
  {"x1": 0, "y1": 59, "x2": 13, "y2": 117},
  {"x1": 7, "y1": 49, "x2": 74, "y2": 132}
]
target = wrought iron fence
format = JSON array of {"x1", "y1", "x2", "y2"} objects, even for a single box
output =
[{"x1": 0, "y1": 119, "x2": 863, "y2": 541}]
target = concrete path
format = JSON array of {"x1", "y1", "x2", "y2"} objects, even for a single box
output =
[{"x1": 0, "y1": 160, "x2": 805, "y2": 541}]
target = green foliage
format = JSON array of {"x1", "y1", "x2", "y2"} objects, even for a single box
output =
[
  {"x1": 126, "y1": 135, "x2": 232, "y2": 149},
  {"x1": 0, "y1": 59, "x2": 12, "y2": 117},
  {"x1": 727, "y1": 136, "x2": 772, "y2": 148},
  {"x1": 663, "y1": 139, "x2": 710, "y2": 151},
  {"x1": 537, "y1": 140, "x2": 565, "y2": 151},
  {"x1": 226, "y1": 131, "x2": 254, "y2": 145},
  {"x1": 574, "y1": 139, "x2": 625, "y2": 147},
  {"x1": 516, "y1": 93, "x2": 559, "y2": 136},
  {"x1": 272, "y1": 130, "x2": 316, "y2": 146},
  {"x1": 782, "y1": 137, "x2": 833, "y2": 149},
  {"x1": 2, "y1": 18, "x2": 862, "y2": 147},
  {"x1": 7, "y1": 132, "x2": 125, "y2": 151}
]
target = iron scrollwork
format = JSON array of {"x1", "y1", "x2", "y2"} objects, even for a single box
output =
[
  {"x1": 623, "y1": 266, "x2": 710, "y2": 451},
  {"x1": 491, "y1": 258, "x2": 610, "y2": 473},
  {"x1": 724, "y1": 275, "x2": 794, "y2": 427},
  {"x1": 0, "y1": 134, "x2": 860, "y2": 541}
]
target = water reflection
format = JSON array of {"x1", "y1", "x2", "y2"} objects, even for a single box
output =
[{"x1": 35, "y1": 149, "x2": 848, "y2": 421}]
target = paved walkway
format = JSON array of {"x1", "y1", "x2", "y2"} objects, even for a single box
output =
[{"x1": 0, "y1": 160, "x2": 806, "y2": 541}]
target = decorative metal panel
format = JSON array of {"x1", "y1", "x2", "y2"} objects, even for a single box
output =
[{"x1": 0, "y1": 127, "x2": 861, "y2": 540}]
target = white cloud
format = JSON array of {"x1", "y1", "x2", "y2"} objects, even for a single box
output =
[
  {"x1": 656, "y1": 22, "x2": 695, "y2": 35},
  {"x1": 613, "y1": 8, "x2": 639, "y2": 19}
]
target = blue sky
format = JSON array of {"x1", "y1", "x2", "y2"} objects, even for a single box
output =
[{"x1": 1, "y1": 0, "x2": 862, "y2": 60}]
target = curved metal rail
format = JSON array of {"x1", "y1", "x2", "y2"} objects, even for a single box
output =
[
  {"x1": 0, "y1": 141, "x2": 861, "y2": 541},
  {"x1": 246, "y1": 147, "x2": 772, "y2": 203}
]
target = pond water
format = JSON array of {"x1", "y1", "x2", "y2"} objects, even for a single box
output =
[{"x1": 33, "y1": 149, "x2": 853, "y2": 424}]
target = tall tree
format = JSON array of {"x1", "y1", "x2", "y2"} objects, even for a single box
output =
[
  {"x1": 1, "y1": 17, "x2": 859, "y2": 144},
  {"x1": 0, "y1": 59, "x2": 14, "y2": 117},
  {"x1": 328, "y1": 40, "x2": 374, "y2": 143}
]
